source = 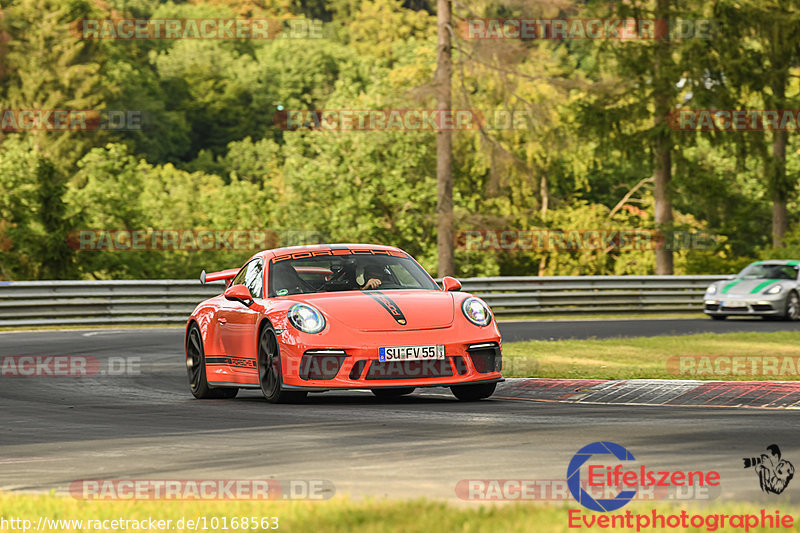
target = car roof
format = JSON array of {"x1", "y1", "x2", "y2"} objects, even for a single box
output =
[{"x1": 751, "y1": 259, "x2": 800, "y2": 266}]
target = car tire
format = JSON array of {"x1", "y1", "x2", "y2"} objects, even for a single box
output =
[
  {"x1": 451, "y1": 382, "x2": 496, "y2": 401},
  {"x1": 784, "y1": 292, "x2": 800, "y2": 321},
  {"x1": 371, "y1": 387, "x2": 415, "y2": 398},
  {"x1": 257, "y1": 324, "x2": 307, "y2": 404},
  {"x1": 710, "y1": 315, "x2": 727, "y2": 321},
  {"x1": 186, "y1": 323, "x2": 238, "y2": 399}
]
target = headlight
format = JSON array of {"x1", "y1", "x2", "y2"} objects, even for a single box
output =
[
  {"x1": 767, "y1": 284, "x2": 783, "y2": 295},
  {"x1": 706, "y1": 285, "x2": 717, "y2": 295},
  {"x1": 462, "y1": 297, "x2": 492, "y2": 327},
  {"x1": 288, "y1": 304, "x2": 326, "y2": 334}
]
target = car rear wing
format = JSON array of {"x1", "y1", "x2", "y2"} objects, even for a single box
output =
[{"x1": 200, "y1": 268, "x2": 239, "y2": 286}]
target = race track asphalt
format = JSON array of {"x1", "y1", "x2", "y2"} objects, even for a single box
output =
[
  {"x1": 1, "y1": 324, "x2": 799, "y2": 503},
  {"x1": 498, "y1": 316, "x2": 800, "y2": 342}
]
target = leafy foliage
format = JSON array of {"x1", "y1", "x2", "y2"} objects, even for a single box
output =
[{"x1": 0, "y1": 0, "x2": 797, "y2": 279}]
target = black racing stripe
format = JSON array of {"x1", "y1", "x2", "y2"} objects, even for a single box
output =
[
  {"x1": 364, "y1": 291, "x2": 407, "y2": 325},
  {"x1": 205, "y1": 356, "x2": 257, "y2": 369}
]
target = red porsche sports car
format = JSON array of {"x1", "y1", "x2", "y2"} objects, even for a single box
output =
[{"x1": 185, "y1": 244, "x2": 502, "y2": 403}]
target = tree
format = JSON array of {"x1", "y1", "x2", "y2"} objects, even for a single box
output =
[
  {"x1": 713, "y1": 0, "x2": 800, "y2": 247},
  {"x1": 1, "y1": 0, "x2": 109, "y2": 170},
  {"x1": 574, "y1": 0, "x2": 706, "y2": 274},
  {"x1": 435, "y1": 0, "x2": 454, "y2": 276},
  {"x1": 652, "y1": 0, "x2": 674, "y2": 273},
  {"x1": 0, "y1": 135, "x2": 76, "y2": 279},
  {"x1": 66, "y1": 143, "x2": 272, "y2": 279},
  {"x1": 0, "y1": 136, "x2": 40, "y2": 279}
]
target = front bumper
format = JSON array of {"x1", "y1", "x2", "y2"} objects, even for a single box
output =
[
  {"x1": 703, "y1": 293, "x2": 786, "y2": 316},
  {"x1": 282, "y1": 377, "x2": 503, "y2": 392},
  {"x1": 278, "y1": 333, "x2": 503, "y2": 390}
]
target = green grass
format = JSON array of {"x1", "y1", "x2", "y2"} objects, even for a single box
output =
[
  {"x1": 503, "y1": 331, "x2": 800, "y2": 380},
  {"x1": 1, "y1": 493, "x2": 799, "y2": 532}
]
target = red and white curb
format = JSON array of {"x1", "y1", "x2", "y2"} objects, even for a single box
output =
[{"x1": 496, "y1": 378, "x2": 800, "y2": 409}]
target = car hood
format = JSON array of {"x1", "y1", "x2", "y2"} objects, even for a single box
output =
[
  {"x1": 290, "y1": 290, "x2": 456, "y2": 331},
  {"x1": 716, "y1": 278, "x2": 788, "y2": 296}
]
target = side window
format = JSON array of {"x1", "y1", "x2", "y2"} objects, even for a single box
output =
[
  {"x1": 244, "y1": 259, "x2": 264, "y2": 298},
  {"x1": 231, "y1": 263, "x2": 249, "y2": 286}
]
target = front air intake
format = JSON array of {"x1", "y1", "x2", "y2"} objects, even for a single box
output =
[
  {"x1": 467, "y1": 342, "x2": 501, "y2": 373},
  {"x1": 299, "y1": 350, "x2": 347, "y2": 380}
]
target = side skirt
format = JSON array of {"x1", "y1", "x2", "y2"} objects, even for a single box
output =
[{"x1": 207, "y1": 381, "x2": 260, "y2": 389}]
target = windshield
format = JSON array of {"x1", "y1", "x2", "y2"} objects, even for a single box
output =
[
  {"x1": 268, "y1": 251, "x2": 440, "y2": 296},
  {"x1": 737, "y1": 263, "x2": 798, "y2": 280}
]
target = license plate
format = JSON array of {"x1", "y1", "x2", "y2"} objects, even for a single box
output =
[
  {"x1": 723, "y1": 300, "x2": 747, "y2": 308},
  {"x1": 379, "y1": 345, "x2": 445, "y2": 361}
]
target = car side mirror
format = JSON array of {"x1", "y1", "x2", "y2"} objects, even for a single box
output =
[
  {"x1": 224, "y1": 284, "x2": 254, "y2": 307},
  {"x1": 442, "y1": 276, "x2": 462, "y2": 292}
]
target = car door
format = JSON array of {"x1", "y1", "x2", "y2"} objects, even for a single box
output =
[{"x1": 218, "y1": 258, "x2": 264, "y2": 360}]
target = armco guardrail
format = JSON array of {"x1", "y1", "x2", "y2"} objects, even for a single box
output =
[
  {"x1": 0, "y1": 275, "x2": 729, "y2": 328},
  {"x1": 461, "y1": 275, "x2": 729, "y2": 315},
  {"x1": 0, "y1": 280, "x2": 224, "y2": 328}
]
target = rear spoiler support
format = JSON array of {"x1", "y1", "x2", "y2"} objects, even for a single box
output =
[{"x1": 200, "y1": 268, "x2": 240, "y2": 286}]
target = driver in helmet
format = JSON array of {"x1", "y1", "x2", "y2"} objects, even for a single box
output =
[{"x1": 360, "y1": 264, "x2": 389, "y2": 290}]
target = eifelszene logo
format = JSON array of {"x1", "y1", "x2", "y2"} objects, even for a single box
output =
[
  {"x1": 744, "y1": 444, "x2": 795, "y2": 495},
  {"x1": 568, "y1": 442, "x2": 637, "y2": 512},
  {"x1": 567, "y1": 441, "x2": 721, "y2": 512}
]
